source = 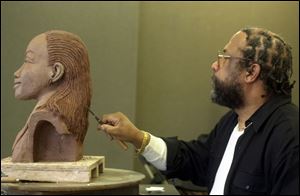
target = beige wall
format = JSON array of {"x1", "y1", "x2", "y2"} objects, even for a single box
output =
[
  {"x1": 1, "y1": 2, "x2": 299, "y2": 175},
  {"x1": 136, "y1": 1, "x2": 299, "y2": 140}
]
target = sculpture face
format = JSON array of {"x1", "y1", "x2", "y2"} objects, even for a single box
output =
[{"x1": 14, "y1": 34, "x2": 51, "y2": 100}]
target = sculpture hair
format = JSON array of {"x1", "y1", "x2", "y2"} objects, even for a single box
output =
[{"x1": 39, "y1": 30, "x2": 91, "y2": 143}]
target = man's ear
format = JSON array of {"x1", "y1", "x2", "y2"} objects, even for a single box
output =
[
  {"x1": 245, "y1": 63, "x2": 261, "y2": 83},
  {"x1": 50, "y1": 62, "x2": 65, "y2": 83}
]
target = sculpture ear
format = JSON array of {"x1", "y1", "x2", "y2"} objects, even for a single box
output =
[{"x1": 50, "y1": 62, "x2": 65, "y2": 83}]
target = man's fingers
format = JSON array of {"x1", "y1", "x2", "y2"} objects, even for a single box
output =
[
  {"x1": 97, "y1": 124, "x2": 115, "y2": 139},
  {"x1": 98, "y1": 124, "x2": 113, "y2": 131},
  {"x1": 101, "y1": 112, "x2": 124, "y2": 126},
  {"x1": 98, "y1": 124, "x2": 120, "y2": 136}
]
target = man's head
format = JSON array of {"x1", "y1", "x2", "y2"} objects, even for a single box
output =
[{"x1": 211, "y1": 27, "x2": 294, "y2": 109}]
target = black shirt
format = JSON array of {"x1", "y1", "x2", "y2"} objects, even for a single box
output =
[{"x1": 162, "y1": 95, "x2": 299, "y2": 195}]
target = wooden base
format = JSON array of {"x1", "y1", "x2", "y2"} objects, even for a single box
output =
[{"x1": 1, "y1": 155, "x2": 105, "y2": 183}]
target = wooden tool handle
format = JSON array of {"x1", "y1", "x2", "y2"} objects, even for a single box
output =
[{"x1": 117, "y1": 139, "x2": 128, "y2": 150}]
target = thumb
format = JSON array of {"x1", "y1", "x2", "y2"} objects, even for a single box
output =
[
  {"x1": 98, "y1": 124, "x2": 114, "y2": 132},
  {"x1": 99, "y1": 124, "x2": 121, "y2": 137}
]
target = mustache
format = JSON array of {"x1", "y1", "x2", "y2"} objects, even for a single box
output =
[
  {"x1": 211, "y1": 75, "x2": 220, "y2": 87},
  {"x1": 211, "y1": 75, "x2": 215, "y2": 81}
]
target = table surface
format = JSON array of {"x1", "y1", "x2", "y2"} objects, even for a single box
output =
[{"x1": 1, "y1": 168, "x2": 145, "y2": 194}]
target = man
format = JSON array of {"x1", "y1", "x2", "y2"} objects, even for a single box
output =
[
  {"x1": 12, "y1": 30, "x2": 91, "y2": 162},
  {"x1": 98, "y1": 27, "x2": 299, "y2": 194}
]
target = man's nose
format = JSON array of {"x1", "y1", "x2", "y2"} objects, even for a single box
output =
[{"x1": 211, "y1": 60, "x2": 219, "y2": 72}]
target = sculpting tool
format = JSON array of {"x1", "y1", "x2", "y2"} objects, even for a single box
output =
[{"x1": 88, "y1": 108, "x2": 128, "y2": 150}]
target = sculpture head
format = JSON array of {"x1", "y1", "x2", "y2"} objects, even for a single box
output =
[{"x1": 14, "y1": 30, "x2": 91, "y2": 143}]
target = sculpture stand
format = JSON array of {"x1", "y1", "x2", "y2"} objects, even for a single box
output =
[
  {"x1": 1, "y1": 168, "x2": 145, "y2": 195},
  {"x1": 1, "y1": 155, "x2": 104, "y2": 183}
]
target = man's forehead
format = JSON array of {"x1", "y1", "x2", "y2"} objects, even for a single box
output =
[{"x1": 224, "y1": 31, "x2": 247, "y2": 54}]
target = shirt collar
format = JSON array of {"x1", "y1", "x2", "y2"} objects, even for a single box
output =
[{"x1": 244, "y1": 95, "x2": 292, "y2": 133}]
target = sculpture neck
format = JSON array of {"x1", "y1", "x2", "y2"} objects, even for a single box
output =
[{"x1": 34, "y1": 89, "x2": 56, "y2": 111}]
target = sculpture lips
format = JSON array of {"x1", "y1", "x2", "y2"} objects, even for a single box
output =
[{"x1": 13, "y1": 82, "x2": 21, "y2": 89}]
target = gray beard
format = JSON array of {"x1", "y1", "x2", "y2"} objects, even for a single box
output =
[{"x1": 210, "y1": 75, "x2": 244, "y2": 109}]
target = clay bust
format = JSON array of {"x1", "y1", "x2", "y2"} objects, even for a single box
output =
[{"x1": 12, "y1": 30, "x2": 91, "y2": 162}]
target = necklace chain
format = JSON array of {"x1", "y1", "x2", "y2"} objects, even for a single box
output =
[{"x1": 238, "y1": 122, "x2": 253, "y2": 131}]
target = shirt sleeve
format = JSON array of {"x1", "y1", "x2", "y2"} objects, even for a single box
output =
[{"x1": 142, "y1": 133, "x2": 167, "y2": 171}]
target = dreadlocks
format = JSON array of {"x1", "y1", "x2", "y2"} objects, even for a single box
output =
[{"x1": 240, "y1": 27, "x2": 295, "y2": 95}]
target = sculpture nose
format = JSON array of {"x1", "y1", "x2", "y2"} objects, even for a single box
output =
[{"x1": 14, "y1": 64, "x2": 24, "y2": 78}]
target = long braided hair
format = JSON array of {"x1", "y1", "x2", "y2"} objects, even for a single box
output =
[{"x1": 39, "y1": 30, "x2": 91, "y2": 143}]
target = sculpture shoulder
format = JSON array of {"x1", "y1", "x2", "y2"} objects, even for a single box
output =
[{"x1": 28, "y1": 109, "x2": 70, "y2": 135}]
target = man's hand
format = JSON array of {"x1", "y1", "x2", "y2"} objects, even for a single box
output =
[{"x1": 98, "y1": 112, "x2": 144, "y2": 149}]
